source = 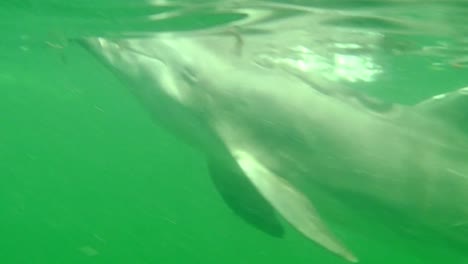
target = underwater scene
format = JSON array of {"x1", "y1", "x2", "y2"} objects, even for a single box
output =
[{"x1": 1, "y1": 0, "x2": 468, "y2": 263}]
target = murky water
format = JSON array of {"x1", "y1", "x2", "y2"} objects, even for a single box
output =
[{"x1": 1, "y1": 1, "x2": 467, "y2": 263}]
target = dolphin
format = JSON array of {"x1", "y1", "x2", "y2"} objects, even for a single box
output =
[{"x1": 79, "y1": 29, "x2": 468, "y2": 262}]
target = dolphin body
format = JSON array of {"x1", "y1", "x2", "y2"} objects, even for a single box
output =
[{"x1": 81, "y1": 29, "x2": 468, "y2": 262}]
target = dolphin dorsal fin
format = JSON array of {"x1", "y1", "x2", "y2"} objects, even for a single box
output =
[{"x1": 415, "y1": 86, "x2": 468, "y2": 134}]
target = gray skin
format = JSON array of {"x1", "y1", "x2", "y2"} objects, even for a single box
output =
[{"x1": 82, "y1": 32, "x2": 468, "y2": 262}]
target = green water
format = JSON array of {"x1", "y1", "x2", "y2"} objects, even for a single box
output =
[{"x1": 1, "y1": 1, "x2": 468, "y2": 263}]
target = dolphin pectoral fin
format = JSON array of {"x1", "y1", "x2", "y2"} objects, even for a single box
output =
[
  {"x1": 231, "y1": 150, "x2": 358, "y2": 263},
  {"x1": 208, "y1": 160, "x2": 285, "y2": 237},
  {"x1": 415, "y1": 86, "x2": 468, "y2": 133}
]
